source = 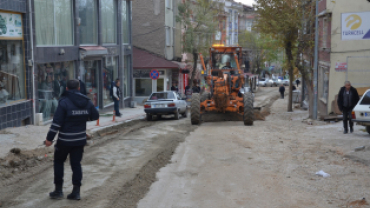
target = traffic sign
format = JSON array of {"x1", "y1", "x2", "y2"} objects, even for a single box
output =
[{"x1": 150, "y1": 69, "x2": 159, "y2": 80}]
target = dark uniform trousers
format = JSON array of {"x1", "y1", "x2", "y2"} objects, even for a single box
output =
[
  {"x1": 342, "y1": 107, "x2": 353, "y2": 131},
  {"x1": 54, "y1": 144, "x2": 84, "y2": 186}
]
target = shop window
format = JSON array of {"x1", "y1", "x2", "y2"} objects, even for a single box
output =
[
  {"x1": 79, "y1": 0, "x2": 98, "y2": 45},
  {"x1": 135, "y1": 79, "x2": 152, "y2": 97},
  {"x1": 101, "y1": 0, "x2": 117, "y2": 44},
  {"x1": 37, "y1": 62, "x2": 74, "y2": 120},
  {"x1": 34, "y1": 0, "x2": 74, "y2": 46},
  {"x1": 124, "y1": 55, "x2": 131, "y2": 97},
  {"x1": 0, "y1": 40, "x2": 26, "y2": 107},
  {"x1": 122, "y1": 0, "x2": 130, "y2": 44},
  {"x1": 83, "y1": 60, "x2": 99, "y2": 107},
  {"x1": 103, "y1": 57, "x2": 118, "y2": 106}
]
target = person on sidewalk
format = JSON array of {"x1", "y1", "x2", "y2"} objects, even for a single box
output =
[
  {"x1": 279, "y1": 84, "x2": 285, "y2": 99},
  {"x1": 337, "y1": 81, "x2": 360, "y2": 134},
  {"x1": 113, "y1": 79, "x2": 122, "y2": 117},
  {"x1": 296, "y1": 79, "x2": 300, "y2": 88},
  {"x1": 171, "y1": 82, "x2": 179, "y2": 93},
  {"x1": 45, "y1": 79, "x2": 99, "y2": 200}
]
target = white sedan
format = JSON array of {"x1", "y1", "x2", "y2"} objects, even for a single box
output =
[
  {"x1": 144, "y1": 91, "x2": 188, "y2": 121},
  {"x1": 353, "y1": 89, "x2": 370, "y2": 134}
]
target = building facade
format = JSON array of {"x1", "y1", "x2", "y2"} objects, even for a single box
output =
[
  {"x1": 323, "y1": 0, "x2": 370, "y2": 115},
  {"x1": 0, "y1": 0, "x2": 33, "y2": 130},
  {"x1": 0, "y1": 0, "x2": 134, "y2": 130}
]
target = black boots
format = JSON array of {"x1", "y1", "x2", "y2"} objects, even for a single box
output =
[
  {"x1": 350, "y1": 127, "x2": 354, "y2": 133},
  {"x1": 67, "y1": 186, "x2": 81, "y2": 200},
  {"x1": 49, "y1": 184, "x2": 63, "y2": 199}
]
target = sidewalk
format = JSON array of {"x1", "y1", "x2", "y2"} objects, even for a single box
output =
[{"x1": 0, "y1": 106, "x2": 145, "y2": 159}]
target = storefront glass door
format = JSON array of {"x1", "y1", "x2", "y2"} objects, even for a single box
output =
[
  {"x1": 157, "y1": 78, "x2": 164, "y2": 92},
  {"x1": 84, "y1": 60, "x2": 100, "y2": 107}
]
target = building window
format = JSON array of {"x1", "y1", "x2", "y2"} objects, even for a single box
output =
[
  {"x1": 0, "y1": 40, "x2": 26, "y2": 107},
  {"x1": 320, "y1": 67, "x2": 329, "y2": 102},
  {"x1": 79, "y1": 0, "x2": 98, "y2": 45},
  {"x1": 37, "y1": 62, "x2": 74, "y2": 120},
  {"x1": 124, "y1": 55, "x2": 131, "y2": 97},
  {"x1": 165, "y1": 0, "x2": 172, "y2": 9},
  {"x1": 34, "y1": 0, "x2": 74, "y2": 46},
  {"x1": 135, "y1": 79, "x2": 152, "y2": 97},
  {"x1": 122, "y1": 0, "x2": 130, "y2": 44},
  {"x1": 323, "y1": 17, "x2": 328, "y2": 48},
  {"x1": 101, "y1": 0, "x2": 117, "y2": 44},
  {"x1": 103, "y1": 57, "x2": 118, "y2": 106},
  {"x1": 166, "y1": 27, "x2": 172, "y2": 46}
]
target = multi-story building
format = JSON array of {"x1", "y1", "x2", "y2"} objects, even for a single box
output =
[
  {"x1": 316, "y1": 0, "x2": 370, "y2": 117},
  {"x1": 0, "y1": 0, "x2": 134, "y2": 130},
  {"x1": 132, "y1": 0, "x2": 184, "y2": 102}
]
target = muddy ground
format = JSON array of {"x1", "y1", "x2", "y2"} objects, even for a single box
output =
[{"x1": 2, "y1": 87, "x2": 370, "y2": 208}]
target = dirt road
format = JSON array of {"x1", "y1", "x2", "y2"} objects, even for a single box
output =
[{"x1": 2, "y1": 87, "x2": 370, "y2": 208}]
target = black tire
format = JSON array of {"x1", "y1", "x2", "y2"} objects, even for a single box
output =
[
  {"x1": 366, "y1": 126, "x2": 370, "y2": 135},
  {"x1": 157, "y1": 115, "x2": 162, "y2": 120},
  {"x1": 146, "y1": 114, "x2": 152, "y2": 121},
  {"x1": 243, "y1": 93, "x2": 254, "y2": 126},
  {"x1": 182, "y1": 109, "x2": 187, "y2": 118},
  {"x1": 191, "y1": 93, "x2": 201, "y2": 125},
  {"x1": 174, "y1": 109, "x2": 180, "y2": 120}
]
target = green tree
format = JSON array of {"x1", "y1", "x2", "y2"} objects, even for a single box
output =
[
  {"x1": 176, "y1": 0, "x2": 222, "y2": 87},
  {"x1": 254, "y1": 0, "x2": 315, "y2": 112},
  {"x1": 239, "y1": 31, "x2": 282, "y2": 74}
]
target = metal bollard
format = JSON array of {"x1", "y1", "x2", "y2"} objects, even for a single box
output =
[
  {"x1": 112, "y1": 111, "x2": 116, "y2": 122},
  {"x1": 96, "y1": 119, "x2": 100, "y2": 126}
]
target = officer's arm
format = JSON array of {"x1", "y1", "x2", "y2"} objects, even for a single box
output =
[
  {"x1": 89, "y1": 101, "x2": 100, "y2": 121},
  {"x1": 46, "y1": 102, "x2": 66, "y2": 142}
]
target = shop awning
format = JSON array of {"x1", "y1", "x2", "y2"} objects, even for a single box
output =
[
  {"x1": 133, "y1": 47, "x2": 179, "y2": 69},
  {"x1": 79, "y1": 46, "x2": 108, "y2": 57}
]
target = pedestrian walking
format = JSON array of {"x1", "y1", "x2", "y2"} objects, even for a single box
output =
[
  {"x1": 296, "y1": 79, "x2": 300, "y2": 88},
  {"x1": 171, "y1": 82, "x2": 179, "y2": 92},
  {"x1": 279, "y1": 84, "x2": 285, "y2": 99},
  {"x1": 337, "y1": 81, "x2": 360, "y2": 134},
  {"x1": 112, "y1": 79, "x2": 122, "y2": 117},
  {"x1": 45, "y1": 79, "x2": 99, "y2": 200}
]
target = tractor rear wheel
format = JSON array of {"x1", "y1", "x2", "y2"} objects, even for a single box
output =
[
  {"x1": 243, "y1": 93, "x2": 254, "y2": 126},
  {"x1": 191, "y1": 93, "x2": 201, "y2": 125}
]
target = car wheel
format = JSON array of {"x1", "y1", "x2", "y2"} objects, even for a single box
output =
[
  {"x1": 174, "y1": 109, "x2": 180, "y2": 120},
  {"x1": 146, "y1": 114, "x2": 152, "y2": 121},
  {"x1": 366, "y1": 126, "x2": 370, "y2": 135},
  {"x1": 182, "y1": 109, "x2": 187, "y2": 118},
  {"x1": 157, "y1": 115, "x2": 162, "y2": 120}
]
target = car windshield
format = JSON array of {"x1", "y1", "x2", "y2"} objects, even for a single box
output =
[
  {"x1": 360, "y1": 91, "x2": 370, "y2": 105},
  {"x1": 149, "y1": 92, "x2": 175, "y2": 100},
  {"x1": 212, "y1": 53, "x2": 238, "y2": 69}
]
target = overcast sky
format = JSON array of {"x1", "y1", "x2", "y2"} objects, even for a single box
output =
[{"x1": 233, "y1": 0, "x2": 256, "y2": 7}]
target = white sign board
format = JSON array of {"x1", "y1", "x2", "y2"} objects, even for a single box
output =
[
  {"x1": 335, "y1": 62, "x2": 347, "y2": 71},
  {"x1": 342, "y1": 12, "x2": 370, "y2": 40},
  {"x1": 0, "y1": 12, "x2": 23, "y2": 38}
]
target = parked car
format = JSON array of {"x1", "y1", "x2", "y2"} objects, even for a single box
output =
[
  {"x1": 258, "y1": 78, "x2": 267, "y2": 87},
  {"x1": 276, "y1": 79, "x2": 283, "y2": 86},
  {"x1": 282, "y1": 79, "x2": 290, "y2": 86},
  {"x1": 269, "y1": 79, "x2": 278, "y2": 87},
  {"x1": 353, "y1": 89, "x2": 370, "y2": 134},
  {"x1": 144, "y1": 91, "x2": 187, "y2": 121}
]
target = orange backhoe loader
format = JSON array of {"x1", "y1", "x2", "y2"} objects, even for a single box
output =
[{"x1": 191, "y1": 45, "x2": 254, "y2": 126}]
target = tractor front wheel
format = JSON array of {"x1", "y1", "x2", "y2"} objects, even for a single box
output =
[
  {"x1": 243, "y1": 93, "x2": 254, "y2": 126},
  {"x1": 191, "y1": 93, "x2": 201, "y2": 125}
]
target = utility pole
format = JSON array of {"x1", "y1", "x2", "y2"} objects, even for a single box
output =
[{"x1": 313, "y1": 0, "x2": 319, "y2": 119}]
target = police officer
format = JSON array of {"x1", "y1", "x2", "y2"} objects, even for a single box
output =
[{"x1": 45, "y1": 79, "x2": 99, "y2": 200}]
